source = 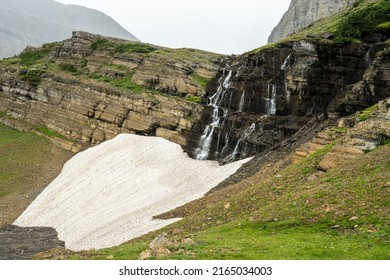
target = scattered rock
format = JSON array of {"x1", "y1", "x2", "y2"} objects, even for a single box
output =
[
  {"x1": 156, "y1": 247, "x2": 171, "y2": 258},
  {"x1": 139, "y1": 249, "x2": 152, "y2": 260},
  {"x1": 332, "y1": 225, "x2": 340, "y2": 229},
  {"x1": 150, "y1": 233, "x2": 169, "y2": 252},
  {"x1": 139, "y1": 234, "x2": 198, "y2": 260},
  {"x1": 349, "y1": 216, "x2": 358, "y2": 221},
  {"x1": 181, "y1": 238, "x2": 196, "y2": 246}
]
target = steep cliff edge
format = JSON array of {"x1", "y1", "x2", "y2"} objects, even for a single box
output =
[{"x1": 268, "y1": 0, "x2": 358, "y2": 43}]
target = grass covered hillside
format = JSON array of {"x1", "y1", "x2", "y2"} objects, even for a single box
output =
[
  {"x1": 64, "y1": 99, "x2": 390, "y2": 260},
  {"x1": 1, "y1": 0, "x2": 389, "y2": 261},
  {"x1": 0, "y1": 123, "x2": 72, "y2": 228},
  {"x1": 57, "y1": 0, "x2": 390, "y2": 260}
]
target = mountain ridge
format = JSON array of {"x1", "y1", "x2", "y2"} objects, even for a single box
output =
[
  {"x1": 0, "y1": 0, "x2": 139, "y2": 58},
  {"x1": 268, "y1": 0, "x2": 358, "y2": 43}
]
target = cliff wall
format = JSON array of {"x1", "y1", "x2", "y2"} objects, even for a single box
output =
[
  {"x1": 0, "y1": 32, "x2": 222, "y2": 152},
  {"x1": 0, "y1": 31, "x2": 389, "y2": 163},
  {"x1": 190, "y1": 39, "x2": 390, "y2": 162},
  {"x1": 268, "y1": 0, "x2": 357, "y2": 43}
]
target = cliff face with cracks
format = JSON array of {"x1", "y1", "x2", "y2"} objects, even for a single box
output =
[
  {"x1": 189, "y1": 39, "x2": 390, "y2": 162},
  {"x1": 0, "y1": 31, "x2": 222, "y2": 152},
  {"x1": 0, "y1": 31, "x2": 389, "y2": 162}
]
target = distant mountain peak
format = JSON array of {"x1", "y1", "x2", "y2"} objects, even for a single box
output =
[{"x1": 0, "y1": 0, "x2": 139, "y2": 58}]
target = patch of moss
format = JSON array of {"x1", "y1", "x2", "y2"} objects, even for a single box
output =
[
  {"x1": 358, "y1": 104, "x2": 378, "y2": 121},
  {"x1": 376, "y1": 21, "x2": 390, "y2": 31},
  {"x1": 91, "y1": 37, "x2": 115, "y2": 52},
  {"x1": 109, "y1": 76, "x2": 144, "y2": 94},
  {"x1": 248, "y1": 43, "x2": 278, "y2": 55},
  {"x1": 115, "y1": 43, "x2": 157, "y2": 54},
  {"x1": 192, "y1": 74, "x2": 211, "y2": 89},
  {"x1": 89, "y1": 71, "x2": 144, "y2": 94},
  {"x1": 19, "y1": 49, "x2": 49, "y2": 66},
  {"x1": 19, "y1": 69, "x2": 46, "y2": 88},
  {"x1": 59, "y1": 63, "x2": 78, "y2": 73},
  {"x1": 35, "y1": 125, "x2": 70, "y2": 141},
  {"x1": 336, "y1": 0, "x2": 390, "y2": 40},
  {"x1": 187, "y1": 95, "x2": 202, "y2": 104}
]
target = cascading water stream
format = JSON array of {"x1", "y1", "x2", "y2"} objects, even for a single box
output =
[
  {"x1": 265, "y1": 83, "x2": 277, "y2": 115},
  {"x1": 195, "y1": 70, "x2": 233, "y2": 160},
  {"x1": 195, "y1": 65, "x2": 278, "y2": 162},
  {"x1": 238, "y1": 90, "x2": 245, "y2": 112},
  {"x1": 229, "y1": 123, "x2": 256, "y2": 161}
]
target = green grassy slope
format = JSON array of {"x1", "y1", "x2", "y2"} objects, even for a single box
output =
[
  {"x1": 0, "y1": 123, "x2": 72, "y2": 227},
  {"x1": 68, "y1": 130, "x2": 389, "y2": 260}
]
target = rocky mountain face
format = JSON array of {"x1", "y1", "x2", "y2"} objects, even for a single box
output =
[
  {"x1": 0, "y1": 0, "x2": 138, "y2": 58},
  {"x1": 268, "y1": 0, "x2": 357, "y2": 43},
  {"x1": 189, "y1": 39, "x2": 390, "y2": 162},
  {"x1": 1, "y1": 30, "x2": 389, "y2": 164},
  {"x1": 0, "y1": 31, "x2": 221, "y2": 152}
]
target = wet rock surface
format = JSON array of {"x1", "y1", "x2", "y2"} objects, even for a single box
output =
[
  {"x1": 190, "y1": 39, "x2": 390, "y2": 163},
  {"x1": 0, "y1": 225, "x2": 65, "y2": 260}
]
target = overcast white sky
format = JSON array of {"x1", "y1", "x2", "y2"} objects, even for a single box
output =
[{"x1": 55, "y1": 0, "x2": 291, "y2": 54}]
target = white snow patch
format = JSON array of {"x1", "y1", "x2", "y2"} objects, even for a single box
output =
[{"x1": 14, "y1": 134, "x2": 251, "y2": 251}]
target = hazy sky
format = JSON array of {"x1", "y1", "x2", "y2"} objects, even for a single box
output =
[{"x1": 55, "y1": 0, "x2": 291, "y2": 54}]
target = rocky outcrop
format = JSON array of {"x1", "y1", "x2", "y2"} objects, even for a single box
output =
[
  {"x1": 1, "y1": 31, "x2": 389, "y2": 163},
  {"x1": 319, "y1": 98, "x2": 390, "y2": 171},
  {"x1": 268, "y1": 0, "x2": 357, "y2": 43},
  {"x1": 0, "y1": 32, "x2": 222, "y2": 151},
  {"x1": 0, "y1": 226, "x2": 64, "y2": 260},
  {"x1": 0, "y1": 69, "x2": 199, "y2": 148},
  {"x1": 190, "y1": 38, "x2": 390, "y2": 162}
]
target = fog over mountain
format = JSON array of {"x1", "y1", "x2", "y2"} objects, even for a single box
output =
[{"x1": 0, "y1": 0, "x2": 139, "y2": 58}]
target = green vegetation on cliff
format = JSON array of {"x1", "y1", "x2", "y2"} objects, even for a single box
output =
[
  {"x1": 337, "y1": 0, "x2": 390, "y2": 40},
  {"x1": 19, "y1": 69, "x2": 46, "y2": 88},
  {"x1": 251, "y1": 0, "x2": 390, "y2": 54},
  {"x1": 0, "y1": 33, "x2": 221, "y2": 104}
]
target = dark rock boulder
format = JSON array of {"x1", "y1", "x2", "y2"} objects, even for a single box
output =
[{"x1": 0, "y1": 226, "x2": 65, "y2": 260}]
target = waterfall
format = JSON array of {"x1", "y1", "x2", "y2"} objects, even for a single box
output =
[
  {"x1": 195, "y1": 70, "x2": 233, "y2": 160},
  {"x1": 365, "y1": 44, "x2": 374, "y2": 66},
  {"x1": 238, "y1": 90, "x2": 245, "y2": 112},
  {"x1": 229, "y1": 123, "x2": 256, "y2": 161},
  {"x1": 280, "y1": 54, "x2": 292, "y2": 71},
  {"x1": 265, "y1": 83, "x2": 276, "y2": 115}
]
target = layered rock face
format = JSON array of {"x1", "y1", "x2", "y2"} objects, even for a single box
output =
[
  {"x1": 0, "y1": 32, "x2": 222, "y2": 151},
  {"x1": 268, "y1": 0, "x2": 357, "y2": 43},
  {"x1": 190, "y1": 39, "x2": 390, "y2": 162},
  {"x1": 1, "y1": 32, "x2": 389, "y2": 163}
]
